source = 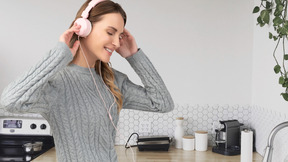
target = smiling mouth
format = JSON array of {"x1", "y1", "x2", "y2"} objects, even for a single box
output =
[{"x1": 105, "y1": 47, "x2": 113, "y2": 53}]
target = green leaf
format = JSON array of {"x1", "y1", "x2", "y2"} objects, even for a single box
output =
[
  {"x1": 284, "y1": 21, "x2": 288, "y2": 28},
  {"x1": 260, "y1": 23, "x2": 265, "y2": 27},
  {"x1": 274, "y1": 4, "x2": 284, "y2": 16},
  {"x1": 278, "y1": 27, "x2": 288, "y2": 35},
  {"x1": 276, "y1": 0, "x2": 281, "y2": 5},
  {"x1": 257, "y1": 16, "x2": 263, "y2": 24},
  {"x1": 279, "y1": 76, "x2": 285, "y2": 84},
  {"x1": 273, "y1": 36, "x2": 278, "y2": 41},
  {"x1": 266, "y1": 2, "x2": 272, "y2": 9},
  {"x1": 281, "y1": 93, "x2": 288, "y2": 101},
  {"x1": 273, "y1": 16, "x2": 283, "y2": 26},
  {"x1": 269, "y1": 32, "x2": 273, "y2": 39},
  {"x1": 284, "y1": 54, "x2": 288, "y2": 60},
  {"x1": 274, "y1": 65, "x2": 281, "y2": 74},
  {"x1": 274, "y1": 10, "x2": 281, "y2": 16},
  {"x1": 253, "y1": 6, "x2": 260, "y2": 13},
  {"x1": 283, "y1": 82, "x2": 288, "y2": 87},
  {"x1": 260, "y1": 10, "x2": 270, "y2": 24},
  {"x1": 277, "y1": 4, "x2": 284, "y2": 12}
]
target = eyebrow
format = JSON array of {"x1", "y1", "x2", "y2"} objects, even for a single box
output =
[{"x1": 108, "y1": 26, "x2": 123, "y2": 34}]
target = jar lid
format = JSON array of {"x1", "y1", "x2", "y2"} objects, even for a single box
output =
[
  {"x1": 183, "y1": 136, "x2": 195, "y2": 139},
  {"x1": 195, "y1": 130, "x2": 208, "y2": 134},
  {"x1": 176, "y1": 117, "x2": 184, "y2": 120}
]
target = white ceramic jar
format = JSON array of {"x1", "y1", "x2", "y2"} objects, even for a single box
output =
[
  {"x1": 195, "y1": 130, "x2": 208, "y2": 151},
  {"x1": 182, "y1": 136, "x2": 195, "y2": 151}
]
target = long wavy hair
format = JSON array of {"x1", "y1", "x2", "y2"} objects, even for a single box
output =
[{"x1": 69, "y1": 0, "x2": 126, "y2": 112}]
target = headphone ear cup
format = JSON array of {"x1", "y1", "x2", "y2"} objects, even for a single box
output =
[{"x1": 75, "y1": 18, "x2": 92, "y2": 37}]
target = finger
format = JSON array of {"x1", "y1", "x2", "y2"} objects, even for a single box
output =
[
  {"x1": 123, "y1": 28, "x2": 132, "y2": 37},
  {"x1": 71, "y1": 40, "x2": 80, "y2": 56},
  {"x1": 122, "y1": 29, "x2": 135, "y2": 41},
  {"x1": 59, "y1": 24, "x2": 80, "y2": 43},
  {"x1": 67, "y1": 24, "x2": 81, "y2": 35},
  {"x1": 64, "y1": 23, "x2": 80, "y2": 36}
]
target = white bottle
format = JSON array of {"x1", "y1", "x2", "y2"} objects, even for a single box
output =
[{"x1": 174, "y1": 117, "x2": 184, "y2": 149}]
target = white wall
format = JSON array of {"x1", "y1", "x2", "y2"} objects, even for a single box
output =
[
  {"x1": 252, "y1": 2, "x2": 288, "y2": 114},
  {"x1": 251, "y1": 1, "x2": 288, "y2": 161},
  {"x1": 0, "y1": 0, "x2": 83, "y2": 93},
  {"x1": 0, "y1": 0, "x2": 253, "y2": 106}
]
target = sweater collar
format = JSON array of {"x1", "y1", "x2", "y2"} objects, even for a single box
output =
[{"x1": 68, "y1": 63, "x2": 97, "y2": 75}]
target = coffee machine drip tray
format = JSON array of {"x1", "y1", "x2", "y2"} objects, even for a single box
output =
[{"x1": 212, "y1": 145, "x2": 240, "y2": 156}]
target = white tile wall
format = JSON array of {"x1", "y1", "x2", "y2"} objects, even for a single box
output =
[
  {"x1": 116, "y1": 104, "x2": 251, "y2": 147},
  {"x1": 251, "y1": 105, "x2": 288, "y2": 162}
]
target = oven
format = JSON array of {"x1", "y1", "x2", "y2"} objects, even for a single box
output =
[{"x1": 0, "y1": 116, "x2": 54, "y2": 162}]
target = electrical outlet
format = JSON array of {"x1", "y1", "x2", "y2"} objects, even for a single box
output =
[
  {"x1": 212, "y1": 121, "x2": 219, "y2": 133},
  {"x1": 139, "y1": 121, "x2": 151, "y2": 133}
]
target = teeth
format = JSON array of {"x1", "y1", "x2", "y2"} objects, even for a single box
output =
[{"x1": 105, "y1": 48, "x2": 112, "y2": 53}]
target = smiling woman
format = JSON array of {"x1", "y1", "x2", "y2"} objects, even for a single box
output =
[
  {"x1": 0, "y1": 0, "x2": 174, "y2": 162},
  {"x1": 0, "y1": 0, "x2": 259, "y2": 161}
]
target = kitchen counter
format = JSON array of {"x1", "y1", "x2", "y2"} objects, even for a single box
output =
[{"x1": 32, "y1": 146, "x2": 263, "y2": 162}]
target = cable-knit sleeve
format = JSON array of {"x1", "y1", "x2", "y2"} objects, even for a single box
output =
[
  {"x1": 115, "y1": 49, "x2": 174, "y2": 113},
  {"x1": 0, "y1": 42, "x2": 73, "y2": 114}
]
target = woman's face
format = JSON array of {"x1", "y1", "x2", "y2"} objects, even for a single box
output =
[{"x1": 82, "y1": 13, "x2": 124, "y2": 63}]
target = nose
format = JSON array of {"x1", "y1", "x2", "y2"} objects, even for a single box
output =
[{"x1": 112, "y1": 37, "x2": 120, "y2": 49}]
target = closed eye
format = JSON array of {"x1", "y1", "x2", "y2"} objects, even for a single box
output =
[{"x1": 119, "y1": 33, "x2": 125, "y2": 40}]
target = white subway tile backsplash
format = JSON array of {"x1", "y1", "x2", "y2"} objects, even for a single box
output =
[{"x1": 251, "y1": 105, "x2": 288, "y2": 162}]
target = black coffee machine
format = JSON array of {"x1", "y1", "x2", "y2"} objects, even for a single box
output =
[{"x1": 212, "y1": 120, "x2": 255, "y2": 156}]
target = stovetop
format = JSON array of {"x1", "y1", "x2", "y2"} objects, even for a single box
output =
[{"x1": 0, "y1": 135, "x2": 55, "y2": 162}]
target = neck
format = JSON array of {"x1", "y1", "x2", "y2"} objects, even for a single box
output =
[{"x1": 72, "y1": 45, "x2": 98, "y2": 68}]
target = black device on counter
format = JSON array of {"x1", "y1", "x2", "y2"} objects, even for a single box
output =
[
  {"x1": 212, "y1": 120, "x2": 256, "y2": 156},
  {"x1": 137, "y1": 136, "x2": 171, "y2": 151},
  {"x1": 125, "y1": 133, "x2": 172, "y2": 151}
]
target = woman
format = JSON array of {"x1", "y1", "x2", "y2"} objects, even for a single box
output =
[{"x1": 0, "y1": 0, "x2": 174, "y2": 161}]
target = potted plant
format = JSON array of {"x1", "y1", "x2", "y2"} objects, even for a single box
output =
[{"x1": 253, "y1": 0, "x2": 288, "y2": 101}]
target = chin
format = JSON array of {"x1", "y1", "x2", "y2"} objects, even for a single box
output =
[{"x1": 100, "y1": 58, "x2": 111, "y2": 63}]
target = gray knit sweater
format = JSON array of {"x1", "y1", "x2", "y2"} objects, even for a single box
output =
[{"x1": 0, "y1": 42, "x2": 174, "y2": 162}]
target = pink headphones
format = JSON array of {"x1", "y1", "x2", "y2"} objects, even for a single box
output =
[{"x1": 75, "y1": 0, "x2": 104, "y2": 37}]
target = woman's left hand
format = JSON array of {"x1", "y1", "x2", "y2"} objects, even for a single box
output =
[{"x1": 116, "y1": 29, "x2": 138, "y2": 58}]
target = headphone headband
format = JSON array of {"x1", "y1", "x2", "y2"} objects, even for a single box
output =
[
  {"x1": 81, "y1": 0, "x2": 104, "y2": 19},
  {"x1": 75, "y1": 0, "x2": 104, "y2": 37}
]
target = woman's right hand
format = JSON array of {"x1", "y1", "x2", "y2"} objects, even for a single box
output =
[{"x1": 59, "y1": 23, "x2": 81, "y2": 56}]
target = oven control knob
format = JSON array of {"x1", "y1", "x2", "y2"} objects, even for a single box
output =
[
  {"x1": 25, "y1": 155, "x2": 32, "y2": 161},
  {"x1": 40, "y1": 124, "x2": 47, "y2": 130},
  {"x1": 30, "y1": 123, "x2": 37, "y2": 129}
]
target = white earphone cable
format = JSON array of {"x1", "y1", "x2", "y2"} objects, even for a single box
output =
[{"x1": 78, "y1": 36, "x2": 118, "y2": 130}]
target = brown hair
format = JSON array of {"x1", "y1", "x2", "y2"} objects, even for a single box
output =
[{"x1": 69, "y1": 0, "x2": 126, "y2": 112}]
